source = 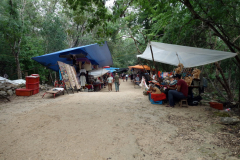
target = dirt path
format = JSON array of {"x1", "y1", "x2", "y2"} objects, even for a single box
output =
[{"x1": 0, "y1": 80, "x2": 238, "y2": 160}]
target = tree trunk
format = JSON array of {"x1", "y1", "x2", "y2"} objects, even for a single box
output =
[
  {"x1": 14, "y1": 55, "x2": 22, "y2": 79},
  {"x1": 239, "y1": 82, "x2": 240, "y2": 103},
  {"x1": 149, "y1": 44, "x2": 159, "y2": 80},
  {"x1": 215, "y1": 62, "x2": 234, "y2": 102}
]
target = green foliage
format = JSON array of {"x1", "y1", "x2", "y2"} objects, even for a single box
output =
[
  {"x1": 0, "y1": 0, "x2": 239, "y2": 103},
  {"x1": 41, "y1": 14, "x2": 67, "y2": 53}
]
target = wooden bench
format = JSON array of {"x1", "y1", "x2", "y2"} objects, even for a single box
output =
[{"x1": 42, "y1": 88, "x2": 65, "y2": 99}]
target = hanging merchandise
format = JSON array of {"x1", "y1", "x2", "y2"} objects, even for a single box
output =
[
  {"x1": 144, "y1": 80, "x2": 149, "y2": 89},
  {"x1": 70, "y1": 66, "x2": 80, "y2": 89},
  {"x1": 58, "y1": 61, "x2": 72, "y2": 89},
  {"x1": 93, "y1": 65, "x2": 98, "y2": 69},
  {"x1": 84, "y1": 62, "x2": 92, "y2": 71},
  {"x1": 59, "y1": 70, "x2": 62, "y2": 80},
  {"x1": 65, "y1": 64, "x2": 76, "y2": 89}
]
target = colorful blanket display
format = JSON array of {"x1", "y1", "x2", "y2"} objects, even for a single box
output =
[
  {"x1": 65, "y1": 64, "x2": 76, "y2": 89},
  {"x1": 58, "y1": 61, "x2": 80, "y2": 90},
  {"x1": 58, "y1": 61, "x2": 72, "y2": 89},
  {"x1": 70, "y1": 66, "x2": 81, "y2": 89}
]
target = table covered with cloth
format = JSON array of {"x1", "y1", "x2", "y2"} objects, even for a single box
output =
[
  {"x1": 85, "y1": 84, "x2": 93, "y2": 89},
  {"x1": 150, "y1": 93, "x2": 166, "y2": 102}
]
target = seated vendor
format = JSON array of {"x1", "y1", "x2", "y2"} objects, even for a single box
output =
[
  {"x1": 163, "y1": 76, "x2": 177, "y2": 100},
  {"x1": 166, "y1": 74, "x2": 188, "y2": 108},
  {"x1": 135, "y1": 74, "x2": 140, "y2": 85},
  {"x1": 149, "y1": 84, "x2": 161, "y2": 94}
]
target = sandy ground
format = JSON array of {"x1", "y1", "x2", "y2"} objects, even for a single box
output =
[{"x1": 0, "y1": 80, "x2": 239, "y2": 160}]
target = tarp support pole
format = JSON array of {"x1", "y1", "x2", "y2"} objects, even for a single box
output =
[{"x1": 149, "y1": 43, "x2": 159, "y2": 80}]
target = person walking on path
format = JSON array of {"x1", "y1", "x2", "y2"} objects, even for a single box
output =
[
  {"x1": 114, "y1": 73, "x2": 120, "y2": 92},
  {"x1": 107, "y1": 74, "x2": 113, "y2": 91},
  {"x1": 125, "y1": 74, "x2": 128, "y2": 82},
  {"x1": 122, "y1": 73, "x2": 125, "y2": 82},
  {"x1": 166, "y1": 74, "x2": 188, "y2": 108}
]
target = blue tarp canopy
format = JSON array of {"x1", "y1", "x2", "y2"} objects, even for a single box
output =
[
  {"x1": 32, "y1": 41, "x2": 113, "y2": 71},
  {"x1": 105, "y1": 67, "x2": 119, "y2": 72}
]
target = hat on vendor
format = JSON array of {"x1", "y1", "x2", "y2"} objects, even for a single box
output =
[{"x1": 173, "y1": 74, "x2": 181, "y2": 79}]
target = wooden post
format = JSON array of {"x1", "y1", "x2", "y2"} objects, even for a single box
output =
[
  {"x1": 149, "y1": 43, "x2": 159, "y2": 80},
  {"x1": 54, "y1": 72, "x2": 57, "y2": 81}
]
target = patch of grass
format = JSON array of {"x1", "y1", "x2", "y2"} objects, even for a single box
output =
[{"x1": 213, "y1": 111, "x2": 230, "y2": 117}]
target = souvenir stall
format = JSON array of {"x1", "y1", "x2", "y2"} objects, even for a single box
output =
[
  {"x1": 128, "y1": 65, "x2": 151, "y2": 84},
  {"x1": 137, "y1": 42, "x2": 237, "y2": 105},
  {"x1": 88, "y1": 68, "x2": 109, "y2": 91},
  {"x1": 32, "y1": 41, "x2": 113, "y2": 94}
]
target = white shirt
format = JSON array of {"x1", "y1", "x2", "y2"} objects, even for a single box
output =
[
  {"x1": 80, "y1": 69, "x2": 86, "y2": 74},
  {"x1": 107, "y1": 77, "x2": 113, "y2": 83},
  {"x1": 126, "y1": 74, "x2": 128, "y2": 77}
]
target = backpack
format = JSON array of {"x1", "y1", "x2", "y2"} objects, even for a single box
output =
[{"x1": 187, "y1": 95, "x2": 202, "y2": 106}]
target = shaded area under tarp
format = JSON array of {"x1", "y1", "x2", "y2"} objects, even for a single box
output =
[
  {"x1": 88, "y1": 68, "x2": 109, "y2": 78},
  {"x1": 137, "y1": 42, "x2": 237, "y2": 68},
  {"x1": 32, "y1": 41, "x2": 113, "y2": 71},
  {"x1": 115, "y1": 68, "x2": 129, "y2": 73}
]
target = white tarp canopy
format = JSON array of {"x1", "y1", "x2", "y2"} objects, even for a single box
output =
[
  {"x1": 88, "y1": 68, "x2": 109, "y2": 78},
  {"x1": 137, "y1": 42, "x2": 237, "y2": 68}
]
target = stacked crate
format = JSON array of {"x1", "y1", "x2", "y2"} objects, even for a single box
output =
[
  {"x1": 16, "y1": 74, "x2": 40, "y2": 96},
  {"x1": 26, "y1": 74, "x2": 39, "y2": 95}
]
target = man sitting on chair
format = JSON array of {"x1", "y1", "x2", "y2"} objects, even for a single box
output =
[
  {"x1": 166, "y1": 74, "x2": 188, "y2": 108},
  {"x1": 135, "y1": 74, "x2": 140, "y2": 85}
]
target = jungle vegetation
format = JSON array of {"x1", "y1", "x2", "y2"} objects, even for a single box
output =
[{"x1": 0, "y1": 0, "x2": 239, "y2": 103}]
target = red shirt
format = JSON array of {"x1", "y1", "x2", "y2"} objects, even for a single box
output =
[{"x1": 177, "y1": 79, "x2": 188, "y2": 97}]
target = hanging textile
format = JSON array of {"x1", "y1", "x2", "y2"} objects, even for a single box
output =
[
  {"x1": 70, "y1": 66, "x2": 80, "y2": 89},
  {"x1": 59, "y1": 70, "x2": 62, "y2": 80},
  {"x1": 58, "y1": 61, "x2": 72, "y2": 89},
  {"x1": 65, "y1": 64, "x2": 76, "y2": 89},
  {"x1": 84, "y1": 62, "x2": 92, "y2": 71}
]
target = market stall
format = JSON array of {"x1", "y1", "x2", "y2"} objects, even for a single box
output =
[
  {"x1": 31, "y1": 42, "x2": 113, "y2": 93},
  {"x1": 137, "y1": 42, "x2": 237, "y2": 105}
]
